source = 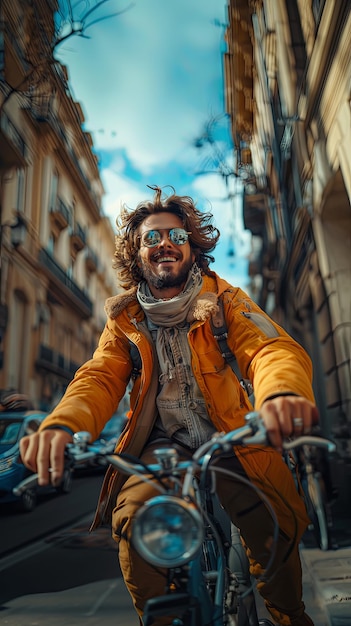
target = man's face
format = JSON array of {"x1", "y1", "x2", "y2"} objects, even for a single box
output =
[{"x1": 137, "y1": 212, "x2": 195, "y2": 298}]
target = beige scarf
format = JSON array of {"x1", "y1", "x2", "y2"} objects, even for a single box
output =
[
  {"x1": 137, "y1": 264, "x2": 203, "y2": 383},
  {"x1": 136, "y1": 263, "x2": 203, "y2": 327}
]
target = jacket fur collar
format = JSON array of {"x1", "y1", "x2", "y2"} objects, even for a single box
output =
[{"x1": 104, "y1": 283, "x2": 220, "y2": 324}]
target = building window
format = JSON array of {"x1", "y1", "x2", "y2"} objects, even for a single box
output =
[
  {"x1": 38, "y1": 303, "x2": 51, "y2": 345},
  {"x1": 0, "y1": 32, "x2": 4, "y2": 75},
  {"x1": 67, "y1": 257, "x2": 74, "y2": 279},
  {"x1": 16, "y1": 168, "x2": 25, "y2": 214},
  {"x1": 49, "y1": 169, "x2": 59, "y2": 212},
  {"x1": 312, "y1": 0, "x2": 325, "y2": 24},
  {"x1": 8, "y1": 290, "x2": 29, "y2": 391},
  {"x1": 47, "y1": 233, "x2": 56, "y2": 255}
]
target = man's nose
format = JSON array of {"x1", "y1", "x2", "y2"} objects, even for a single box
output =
[{"x1": 159, "y1": 232, "x2": 171, "y2": 245}]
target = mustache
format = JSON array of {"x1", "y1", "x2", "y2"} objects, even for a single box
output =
[{"x1": 140, "y1": 258, "x2": 193, "y2": 290}]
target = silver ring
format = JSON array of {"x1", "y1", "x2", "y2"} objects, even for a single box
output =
[{"x1": 293, "y1": 418, "x2": 303, "y2": 428}]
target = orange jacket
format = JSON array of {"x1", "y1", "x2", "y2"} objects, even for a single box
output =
[{"x1": 39, "y1": 273, "x2": 314, "y2": 528}]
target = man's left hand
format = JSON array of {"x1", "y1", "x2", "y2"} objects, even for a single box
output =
[{"x1": 260, "y1": 395, "x2": 319, "y2": 452}]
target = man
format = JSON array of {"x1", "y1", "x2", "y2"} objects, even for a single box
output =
[{"x1": 20, "y1": 186, "x2": 318, "y2": 625}]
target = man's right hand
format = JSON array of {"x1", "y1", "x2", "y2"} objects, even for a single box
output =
[{"x1": 20, "y1": 429, "x2": 73, "y2": 487}]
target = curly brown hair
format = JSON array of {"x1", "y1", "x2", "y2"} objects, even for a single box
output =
[{"x1": 113, "y1": 185, "x2": 220, "y2": 290}]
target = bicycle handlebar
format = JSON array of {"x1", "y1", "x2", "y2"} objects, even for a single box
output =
[
  {"x1": 13, "y1": 411, "x2": 336, "y2": 496},
  {"x1": 191, "y1": 411, "x2": 336, "y2": 460}
]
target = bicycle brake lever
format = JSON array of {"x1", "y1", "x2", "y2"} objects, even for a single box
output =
[
  {"x1": 240, "y1": 421, "x2": 268, "y2": 446},
  {"x1": 283, "y1": 436, "x2": 336, "y2": 453},
  {"x1": 217, "y1": 413, "x2": 268, "y2": 447}
]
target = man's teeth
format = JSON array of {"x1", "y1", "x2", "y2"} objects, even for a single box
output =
[{"x1": 156, "y1": 256, "x2": 176, "y2": 262}]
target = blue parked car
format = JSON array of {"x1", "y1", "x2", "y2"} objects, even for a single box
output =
[
  {"x1": 96, "y1": 412, "x2": 127, "y2": 445},
  {"x1": 0, "y1": 408, "x2": 72, "y2": 512}
]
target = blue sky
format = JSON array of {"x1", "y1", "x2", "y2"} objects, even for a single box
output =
[{"x1": 55, "y1": 0, "x2": 250, "y2": 288}]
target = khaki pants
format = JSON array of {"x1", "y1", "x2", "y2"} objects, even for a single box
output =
[{"x1": 112, "y1": 442, "x2": 313, "y2": 626}]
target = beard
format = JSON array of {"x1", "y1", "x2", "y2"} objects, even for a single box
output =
[{"x1": 140, "y1": 257, "x2": 193, "y2": 291}]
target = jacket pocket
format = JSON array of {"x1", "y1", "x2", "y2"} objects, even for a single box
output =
[{"x1": 241, "y1": 312, "x2": 280, "y2": 338}]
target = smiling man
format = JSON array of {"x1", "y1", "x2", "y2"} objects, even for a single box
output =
[
  {"x1": 20, "y1": 185, "x2": 318, "y2": 626},
  {"x1": 137, "y1": 213, "x2": 195, "y2": 295}
]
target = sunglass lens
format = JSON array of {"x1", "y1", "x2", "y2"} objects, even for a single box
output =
[
  {"x1": 143, "y1": 230, "x2": 161, "y2": 247},
  {"x1": 169, "y1": 228, "x2": 188, "y2": 244}
]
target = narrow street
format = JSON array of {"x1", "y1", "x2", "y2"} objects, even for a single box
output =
[
  {"x1": 2, "y1": 471, "x2": 349, "y2": 625},
  {"x1": 0, "y1": 471, "x2": 137, "y2": 625}
]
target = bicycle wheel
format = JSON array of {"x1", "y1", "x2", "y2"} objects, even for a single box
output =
[
  {"x1": 207, "y1": 498, "x2": 260, "y2": 626},
  {"x1": 192, "y1": 522, "x2": 236, "y2": 625},
  {"x1": 228, "y1": 524, "x2": 259, "y2": 626}
]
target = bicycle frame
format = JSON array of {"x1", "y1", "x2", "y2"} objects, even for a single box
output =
[{"x1": 140, "y1": 464, "x2": 250, "y2": 626}]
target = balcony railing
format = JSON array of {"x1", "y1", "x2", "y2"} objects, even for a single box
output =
[
  {"x1": 70, "y1": 222, "x2": 86, "y2": 252},
  {"x1": 36, "y1": 344, "x2": 80, "y2": 379},
  {"x1": 85, "y1": 246, "x2": 99, "y2": 272},
  {"x1": 38, "y1": 248, "x2": 93, "y2": 317},
  {"x1": 29, "y1": 101, "x2": 100, "y2": 207},
  {"x1": 50, "y1": 197, "x2": 70, "y2": 230},
  {"x1": 243, "y1": 192, "x2": 266, "y2": 236},
  {"x1": 0, "y1": 111, "x2": 26, "y2": 163}
]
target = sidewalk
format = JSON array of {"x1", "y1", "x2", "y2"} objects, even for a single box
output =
[
  {"x1": 299, "y1": 514, "x2": 351, "y2": 625},
  {"x1": 300, "y1": 545, "x2": 351, "y2": 626}
]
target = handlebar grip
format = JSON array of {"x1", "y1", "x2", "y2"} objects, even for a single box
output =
[{"x1": 13, "y1": 474, "x2": 39, "y2": 495}]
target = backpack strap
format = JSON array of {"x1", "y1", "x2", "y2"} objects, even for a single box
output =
[
  {"x1": 129, "y1": 341, "x2": 142, "y2": 380},
  {"x1": 210, "y1": 296, "x2": 254, "y2": 400},
  {"x1": 128, "y1": 328, "x2": 157, "y2": 380},
  {"x1": 128, "y1": 296, "x2": 254, "y2": 400}
]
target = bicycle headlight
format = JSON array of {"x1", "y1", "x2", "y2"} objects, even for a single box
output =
[{"x1": 132, "y1": 495, "x2": 204, "y2": 567}]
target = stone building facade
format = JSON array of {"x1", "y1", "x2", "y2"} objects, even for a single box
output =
[
  {"x1": 0, "y1": 0, "x2": 120, "y2": 411},
  {"x1": 224, "y1": 0, "x2": 351, "y2": 511}
]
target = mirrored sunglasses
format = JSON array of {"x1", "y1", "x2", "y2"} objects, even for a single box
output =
[{"x1": 139, "y1": 228, "x2": 191, "y2": 248}]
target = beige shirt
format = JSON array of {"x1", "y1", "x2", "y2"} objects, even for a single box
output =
[{"x1": 148, "y1": 322, "x2": 217, "y2": 449}]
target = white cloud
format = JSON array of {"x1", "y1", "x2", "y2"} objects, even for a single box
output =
[
  {"x1": 56, "y1": 0, "x2": 228, "y2": 169},
  {"x1": 55, "y1": 0, "x2": 251, "y2": 289},
  {"x1": 100, "y1": 170, "x2": 146, "y2": 220}
]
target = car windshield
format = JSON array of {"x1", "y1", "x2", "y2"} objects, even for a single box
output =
[{"x1": 0, "y1": 420, "x2": 22, "y2": 446}]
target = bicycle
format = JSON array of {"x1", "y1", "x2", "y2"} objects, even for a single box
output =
[{"x1": 14, "y1": 412, "x2": 336, "y2": 626}]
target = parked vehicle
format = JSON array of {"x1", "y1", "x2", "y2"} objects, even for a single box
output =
[
  {"x1": 95, "y1": 411, "x2": 127, "y2": 448},
  {"x1": 67, "y1": 411, "x2": 127, "y2": 472},
  {"x1": 0, "y1": 409, "x2": 72, "y2": 512}
]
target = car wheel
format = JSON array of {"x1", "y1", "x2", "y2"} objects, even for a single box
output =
[
  {"x1": 57, "y1": 467, "x2": 73, "y2": 494},
  {"x1": 20, "y1": 489, "x2": 37, "y2": 512}
]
